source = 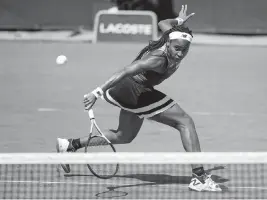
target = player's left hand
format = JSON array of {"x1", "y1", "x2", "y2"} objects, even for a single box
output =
[
  {"x1": 178, "y1": 5, "x2": 195, "y2": 25},
  {"x1": 83, "y1": 93, "x2": 97, "y2": 111}
]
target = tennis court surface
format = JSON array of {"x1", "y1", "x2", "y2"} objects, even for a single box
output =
[{"x1": 1, "y1": 41, "x2": 267, "y2": 199}]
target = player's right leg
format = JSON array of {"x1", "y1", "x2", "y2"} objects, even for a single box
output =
[
  {"x1": 150, "y1": 103, "x2": 221, "y2": 192},
  {"x1": 57, "y1": 109, "x2": 144, "y2": 173}
]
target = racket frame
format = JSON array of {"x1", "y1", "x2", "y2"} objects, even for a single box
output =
[{"x1": 85, "y1": 109, "x2": 119, "y2": 179}]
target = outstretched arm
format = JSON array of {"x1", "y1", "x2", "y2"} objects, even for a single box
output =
[
  {"x1": 158, "y1": 4, "x2": 195, "y2": 32},
  {"x1": 83, "y1": 56, "x2": 165, "y2": 110},
  {"x1": 99, "y1": 57, "x2": 163, "y2": 92}
]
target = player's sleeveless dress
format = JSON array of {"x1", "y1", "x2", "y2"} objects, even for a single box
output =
[{"x1": 103, "y1": 45, "x2": 179, "y2": 118}]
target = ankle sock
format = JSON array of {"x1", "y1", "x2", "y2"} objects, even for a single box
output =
[
  {"x1": 69, "y1": 139, "x2": 82, "y2": 150},
  {"x1": 192, "y1": 167, "x2": 205, "y2": 176}
]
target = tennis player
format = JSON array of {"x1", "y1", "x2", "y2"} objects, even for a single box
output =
[{"x1": 57, "y1": 5, "x2": 221, "y2": 192}]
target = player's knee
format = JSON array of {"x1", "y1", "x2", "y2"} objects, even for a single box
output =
[
  {"x1": 183, "y1": 114, "x2": 195, "y2": 126},
  {"x1": 116, "y1": 130, "x2": 135, "y2": 144},
  {"x1": 117, "y1": 135, "x2": 134, "y2": 144},
  {"x1": 123, "y1": 137, "x2": 134, "y2": 144},
  {"x1": 174, "y1": 114, "x2": 195, "y2": 131}
]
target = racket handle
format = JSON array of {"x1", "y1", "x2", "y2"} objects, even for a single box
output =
[{"x1": 88, "y1": 109, "x2": 95, "y2": 119}]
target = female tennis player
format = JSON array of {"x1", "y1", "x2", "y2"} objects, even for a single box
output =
[{"x1": 57, "y1": 5, "x2": 221, "y2": 192}]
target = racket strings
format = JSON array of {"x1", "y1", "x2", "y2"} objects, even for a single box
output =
[
  {"x1": 86, "y1": 111, "x2": 119, "y2": 179},
  {"x1": 88, "y1": 136, "x2": 110, "y2": 146},
  {"x1": 87, "y1": 136, "x2": 119, "y2": 178}
]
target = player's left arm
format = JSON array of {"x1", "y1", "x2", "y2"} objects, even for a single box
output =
[
  {"x1": 158, "y1": 4, "x2": 195, "y2": 32},
  {"x1": 83, "y1": 56, "x2": 165, "y2": 111},
  {"x1": 98, "y1": 56, "x2": 165, "y2": 92}
]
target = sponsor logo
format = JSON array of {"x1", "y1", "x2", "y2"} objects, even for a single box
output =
[
  {"x1": 191, "y1": 179, "x2": 201, "y2": 186},
  {"x1": 99, "y1": 23, "x2": 152, "y2": 35},
  {"x1": 182, "y1": 34, "x2": 188, "y2": 38}
]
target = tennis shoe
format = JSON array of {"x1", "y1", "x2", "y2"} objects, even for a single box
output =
[
  {"x1": 56, "y1": 138, "x2": 76, "y2": 173},
  {"x1": 189, "y1": 173, "x2": 222, "y2": 192}
]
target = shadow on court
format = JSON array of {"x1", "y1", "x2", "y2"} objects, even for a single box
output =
[
  {"x1": 65, "y1": 165, "x2": 229, "y2": 198},
  {"x1": 95, "y1": 173, "x2": 229, "y2": 198},
  {"x1": 65, "y1": 165, "x2": 228, "y2": 184},
  {"x1": 111, "y1": 165, "x2": 229, "y2": 189}
]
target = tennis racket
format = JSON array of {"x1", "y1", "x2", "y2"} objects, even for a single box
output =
[{"x1": 85, "y1": 109, "x2": 119, "y2": 179}]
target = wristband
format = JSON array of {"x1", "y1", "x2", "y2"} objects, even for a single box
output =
[
  {"x1": 91, "y1": 87, "x2": 104, "y2": 99},
  {"x1": 175, "y1": 17, "x2": 184, "y2": 26}
]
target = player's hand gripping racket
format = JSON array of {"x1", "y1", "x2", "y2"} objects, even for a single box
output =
[{"x1": 85, "y1": 109, "x2": 119, "y2": 179}]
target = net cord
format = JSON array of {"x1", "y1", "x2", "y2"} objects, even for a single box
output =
[{"x1": 0, "y1": 152, "x2": 266, "y2": 164}]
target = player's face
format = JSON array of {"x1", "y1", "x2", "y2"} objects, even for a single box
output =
[{"x1": 166, "y1": 39, "x2": 190, "y2": 61}]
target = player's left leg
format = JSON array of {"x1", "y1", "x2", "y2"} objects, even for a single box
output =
[
  {"x1": 149, "y1": 103, "x2": 221, "y2": 192},
  {"x1": 66, "y1": 108, "x2": 144, "y2": 150},
  {"x1": 56, "y1": 109, "x2": 144, "y2": 173}
]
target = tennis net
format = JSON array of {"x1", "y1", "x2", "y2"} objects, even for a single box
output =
[{"x1": 0, "y1": 152, "x2": 266, "y2": 199}]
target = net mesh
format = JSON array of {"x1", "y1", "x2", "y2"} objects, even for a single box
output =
[{"x1": 0, "y1": 153, "x2": 266, "y2": 199}]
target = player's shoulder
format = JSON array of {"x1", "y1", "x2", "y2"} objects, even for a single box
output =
[
  {"x1": 141, "y1": 51, "x2": 166, "y2": 66},
  {"x1": 147, "y1": 44, "x2": 167, "y2": 61},
  {"x1": 149, "y1": 49, "x2": 165, "y2": 57},
  {"x1": 148, "y1": 48, "x2": 168, "y2": 67}
]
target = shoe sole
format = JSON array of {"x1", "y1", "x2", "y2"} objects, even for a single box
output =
[
  {"x1": 189, "y1": 187, "x2": 222, "y2": 192},
  {"x1": 188, "y1": 187, "x2": 202, "y2": 192},
  {"x1": 56, "y1": 138, "x2": 71, "y2": 173}
]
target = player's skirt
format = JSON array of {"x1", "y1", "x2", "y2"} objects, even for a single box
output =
[{"x1": 103, "y1": 77, "x2": 176, "y2": 118}]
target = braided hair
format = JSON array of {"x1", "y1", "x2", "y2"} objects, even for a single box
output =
[{"x1": 133, "y1": 25, "x2": 193, "y2": 62}]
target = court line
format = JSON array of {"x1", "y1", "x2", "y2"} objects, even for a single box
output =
[
  {"x1": 0, "y1": 180, "x2": 144, "y2": 186},
  {"x1": 0, "y1": 180, "x2": 112, "y2": 185},
  {"x1": 36, "y1": 108, "x2": 267, "y2": 117},
  {"x1": 192, "y1": 111, "x2": 267, "y2": 117},
  {"x1": 37, "y1": 108, "x2": 60, "y2": 112},
  {"x1": 1, "y1": 180, "x2": 267, "y2": 190}
]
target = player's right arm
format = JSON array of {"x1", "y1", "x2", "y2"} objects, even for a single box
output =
[
  {"x1": 158, "y1": 5, "x2": 195, "y2": 32},
  {"x1": 83, "y1": 56, "x2": 166, "y2": 110}
]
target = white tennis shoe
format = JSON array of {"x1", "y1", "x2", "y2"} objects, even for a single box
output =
[
  {"x1": 56, "y1": 138, "x2": 75, "y2": 173},
  {"x1": 189, "y1": 173, "x2": 222, "y2": 192}
]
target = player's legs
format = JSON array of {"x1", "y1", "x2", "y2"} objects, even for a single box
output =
[
  {"x1": 57, "y1": 109, "x2": 143, "y2": 173},
  {"x1": 58, "y1": 109, "x2": 144, "y2": 152},
  {"x1": 149, "y1": 103, "x2": 201, "y2": 169},
  {"x1": 149, "y1": 103, "x2": 200, "y2": 149},
  {"x1": 149, "y1": 103, "x2": 221, "y2": 191}
]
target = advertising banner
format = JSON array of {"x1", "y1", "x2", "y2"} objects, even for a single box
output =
[{"x1": 93, "y1": 10, "x2": 158, "y2": 43}]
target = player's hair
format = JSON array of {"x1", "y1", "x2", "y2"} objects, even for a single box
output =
[{"x1": 133, "y1": 25, "x2": 193, "y2": 61}]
